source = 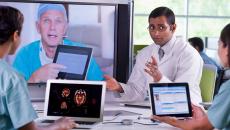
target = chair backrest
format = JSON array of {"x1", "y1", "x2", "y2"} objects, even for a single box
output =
[
  {"x1": 214, "y1": 69, "x2": 225, "y2": 97},
  {"x1": 200, "y1": 64, "x2": 217, "y2": 102},
  {"x1": 133, "y1": 45, "x2": 148, "y2": 55},
  {"x1": 214, "y1": 68, "x2": 230, "y2": 97}
]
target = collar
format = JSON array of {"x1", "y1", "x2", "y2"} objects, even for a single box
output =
[
  {"x1": 39, "y1": 41, "x2": 66, "y2": 65},
  {"x1": 157, "y1": 35, "x2": 176, "y2": 55}
]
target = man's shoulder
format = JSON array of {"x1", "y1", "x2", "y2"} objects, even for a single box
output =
[
  {"x1": 0, "y1": 61, "x2": 13, "y2": 76},
  {"x1": 171, "y1": 37, "x2": 202, "y2": 64},
  {"x1": 200, "y1": 52, "x2": 214, "y2": 61},
  {"x1": 0, "y1": 61, "x2": 24, "y2": 91},
  {"x1": 175, "y1": 37, "x2": 200, "y2": 56},
  {"x1": 19, "y1": 40, "x2": 40, "y2": 52}
]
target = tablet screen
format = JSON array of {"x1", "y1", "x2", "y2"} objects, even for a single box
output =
[
  {"x1": 53, "y1": 45, "x2": 92, "y2": 80},
  {"x1": 149, "y1": 83, "x2": 192, "y2": 117},
  {"x1": 56, "y1": 52, "x2": 88, "y2": 74}
]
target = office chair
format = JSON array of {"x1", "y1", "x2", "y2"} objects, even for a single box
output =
[
  {"x1": 199, "y1": 64, "x2": 217, "y2": 103},
  {"x1": 133, "y1": 45, "x2": 148, "y2": 55},
  {"x1": 133, "y1": 45, "x2": 148, "y2": 65},
  {"x1": 214, "y1": 68, "x2": 230, "y2": 97}
]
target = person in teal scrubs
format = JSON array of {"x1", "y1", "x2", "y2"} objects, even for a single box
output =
[
  {"x1": 13, "y1": 4, "x2": 103, "y2": 83},
  {"x1": 152, "y1": 23, "x2": 230, "y2": 130},
  {"x1": 0, "y1": 5, "x2": 77, "y2": 130}
]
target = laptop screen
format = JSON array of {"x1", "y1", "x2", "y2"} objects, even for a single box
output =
[{"x1": 47, "y1": 82, "x2": 102, "y2": 118}]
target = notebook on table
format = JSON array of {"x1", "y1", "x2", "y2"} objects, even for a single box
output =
[{"x1": 40, "y1": 79, "x2": 106, "y2": 129}]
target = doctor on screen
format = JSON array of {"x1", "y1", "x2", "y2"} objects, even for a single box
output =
[
  {"x1": 13, "y1": 4, "x2": 103, "y2": 83},
  {"x1": 105, "y1": 7, "x2": 203, "y2": 104}
]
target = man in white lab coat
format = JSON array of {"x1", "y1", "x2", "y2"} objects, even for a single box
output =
[{"x1": 104, "y1": 7, "x2": 203, "y2": 104}]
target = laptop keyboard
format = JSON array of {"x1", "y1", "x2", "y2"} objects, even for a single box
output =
[
  {"x1": 42, "y1": 120, "x2": 94, "y2": 124},
  {"x1": 41, "y1": 120, "x2": 96, "y2": 129},
  {"x1": 75, "y1": 121, "x2": 95, "y2": 125}
]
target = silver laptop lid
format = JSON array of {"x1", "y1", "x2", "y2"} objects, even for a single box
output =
[{"x1": 44, "y1": 79, "x2": 106, "y2": 122}]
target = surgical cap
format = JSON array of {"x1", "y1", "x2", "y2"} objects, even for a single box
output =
[{"x1": 37, "y1": 4, "x2": 67, "y2": 20}]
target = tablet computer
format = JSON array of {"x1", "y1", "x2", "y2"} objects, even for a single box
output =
[
  {"x1": 149, "y1": 83, "x2": 192, "y2": 117},
  {"x1": 53, "y1": 45, "x2": 92, "y2": 80}
]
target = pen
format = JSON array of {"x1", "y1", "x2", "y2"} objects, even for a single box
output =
[
  {"x1": 114, "y1": 112, "x2": 122, "y2": 116},
  {"x1": 137, "y1": 116, "x2": 151, "y2": 120}
]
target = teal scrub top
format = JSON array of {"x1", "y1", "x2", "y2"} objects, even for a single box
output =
[
  {"x1": 13, "y1": 39, "x2": 104, "y2": 81},
  {"x1": 0, "y1": 60, "x2": 37, "y2": 130},
  {"x1": 207, "y1": 80, "x2": 230, "y2": 130}
]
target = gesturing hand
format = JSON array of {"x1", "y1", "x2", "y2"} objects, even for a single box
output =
[
  {"x1": 29, "y1": 63, "x2": 66, "y2": 83},
  {"x1": 144, "y1": 56, "x2": 162, "y2": 82},
  {"x1": 104, "y1": 74, "x2": 124, "y2": 93}
]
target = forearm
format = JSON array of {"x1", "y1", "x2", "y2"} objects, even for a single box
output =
[
  {"x1": 18, "y1": 122, "x2": 45, "y2": 130},
  {"x1": 120, "y1": 82, "x2": 146, "y2": 101},
  {"x1": 179, "y1": 117, "x2": 214, "y2": 130},
  {"x1": 18, "y1": 121, "x2": 65, "y2": 130}
]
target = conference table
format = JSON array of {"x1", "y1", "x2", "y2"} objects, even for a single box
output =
[{"x1": 33, "y1": 101, "x2": 180, "y2": 130}]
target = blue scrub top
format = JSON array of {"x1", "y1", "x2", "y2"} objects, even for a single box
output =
[
  {"x1": 0, "y1": 60, "x2": 37, "y2": 130},
  {"x1": 207, "y1": 79, "x2": 230, "y2": 130}
]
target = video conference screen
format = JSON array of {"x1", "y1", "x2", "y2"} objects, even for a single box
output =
[
  {"x1": 0, "y1": 2, "x2": 115, "y2": 82},
  {"x1": 47, "y1": 83, "x2": 102, "y2": 118}
]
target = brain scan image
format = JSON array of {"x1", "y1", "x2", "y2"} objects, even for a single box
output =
[
  {"x1": 48, "y1": 84, "x2": 101, "y2": 117},
  {"x1": 60, "y1": 101, "x2": 68, "y2": 109},
  {"x1": 62, "y1": 88, "x2": 70, "y2": 97},
  {"x1": 74, "y1": 89, "x2": 86, "y2": 106}
]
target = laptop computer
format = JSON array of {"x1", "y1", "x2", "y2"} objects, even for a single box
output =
[
  {"x1": 40, "y1": 79, "x2": 106, "y2": 129},
  {"x1": 53, "y1": 45, "x2": 92, "y2": 80}
]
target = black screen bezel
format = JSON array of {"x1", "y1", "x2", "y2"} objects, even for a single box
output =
[
  {"x1": 149, "y1": 83, "x2": 192, "y2": 117},
  {"x1": 53, "y1": 45, "x2": 92, "y2": 80},
  {"x1": 2, "y1": 0, "x2": 133, "y2": 83}
]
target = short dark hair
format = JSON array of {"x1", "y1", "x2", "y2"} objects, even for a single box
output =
[
  {"x1": 148, "y1": 7, "x2": 175, "y2": 25},
  {"x1": 220, "y1": 23, "x2": 230, "y2": 66},
  {"x1": 188, "y1": 37, "x2": 204, "y2": 52},
  {"x1": 0, "y1": 6, "x2": 24, "y2": 45}
]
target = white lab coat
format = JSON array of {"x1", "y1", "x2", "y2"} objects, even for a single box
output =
[{"x1": 120, "y1": 35, "x2": 203, "y2": 104}]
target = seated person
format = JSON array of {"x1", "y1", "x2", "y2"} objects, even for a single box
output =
[
  {"x1": 153, "y1": 23, "x2": 230, "y2": 130},
  {"x1": 105, "y1": 7, "x2": 203, "y2": 104},
  {"x1": 188, "y1": 37, "x2": 221, "y2": 70},
  {"x1": 13, "y1": 4, "x2": 103, "y2": 83},
  {"x1": 0, "y1": 5, "x2": 76, "y2": 130}
]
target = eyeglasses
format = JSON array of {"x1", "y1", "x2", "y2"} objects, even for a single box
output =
[{"x1": 147, "y1": 24, "x2": 169, "y2": 32}]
